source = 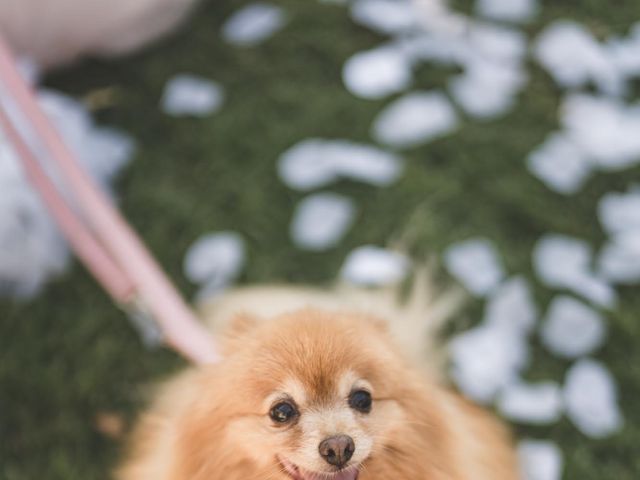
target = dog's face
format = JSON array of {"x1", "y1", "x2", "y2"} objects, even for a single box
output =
[
  {"x1": 265, "y1": 370, "x2": 377, "y2": 480},
  {"x1": 125, "y1": 308, "x2": 517, "y2": 480},
  {"x1": 221, "y1": 311, "x2": 409, "y2": 480}
]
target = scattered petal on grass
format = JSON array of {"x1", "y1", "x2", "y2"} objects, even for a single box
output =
[
  {"x1": 444, "y1": 238, "x2": 505, "y2": 297},
  {"x1": 534, "y1": 21, "x2": 624, "y2": 96},
  {"x1": 598, "y1": 237, "x2": 640, "y2": 284},
  {"x1": 532, "y1": 234, "x2": 616, "y2": 308},
  {"x1": 372, "y1": 91, "x2": 458, "y2": 148},
  {"x1": 446, "y1": 24, "x2": 527, "y2": 119},
  {"x1": 343, "y1": 46, "x2": 412, "y2": 99},
  {"x1": 161, "y1": 74, "x2": 224, "y2": 117},
  {"x1": 569, "y1": 275, "x2": 616, "y2": 309},
  {"x1": 0, "y1": 182, "x2": 69, "y2": 298},
  {"x1": 449, "y1": 322, "x2": 529, "y2": 403},
  {"x1": 278, "y1": 139, "x2": 403, "y2": 190},
  {"x1": 476, "y1": 0, "x2": 538, "y2": 23},
  {"x1": 597, "y1": 187, "x2": 640, "y2": 235},
  {"x1": 596, "y1": 188, "x2": 640, "y2": 283},
  {"x1": 340, "y1": 246, "x2": 409, "y2": 286},
  {"x1": 614, "y1": 230, "x2": 640, "y2": 255},
  {"x1": 561, "y1": 94, "x2": 640, "y2": 171},
  {"x1": 396, "y1": 32, "x2": 469, "y2": 66},
  {"x1": 39, "y1": 89, "x2": 92, "y2": 134},
  {"x1": 290, "y1": 193, "x2": 356, "y2": 251},
  {"x1": 468, "y1": 23, "x2": 528, "y2": 63},
  {"x1": 564, "y1": 359, "x2": 623, "y2": 438},
  {"x1": 518, "y1": 440, "x2": 564, "y2": 480},
  {"x1": 607, "y1": 25, "x2": 640, "y2": 78},
  {"x1": 39, "y1": 90, "x2": 137, "y2": 191},
  {"x1": 221, "y1": 3, "x2": 287, "y2": 46},
  {"x1": 350, "y1": 0, "x2": 417, "y2": 35},
  {"x1": 277, "y1": 139, "x2": 338, "y2": 190},
  {"x1": 183, "y1": 232, "x2": 245, "y2": 287},
  {"x1": 540, "y1": 296, "x2": 606, "y2": 359},
  {"x1": 527, "y1": 133, "x2": 592, "y2": 194},
  {"x1": 498, "y1": 381, "x2": 563, "y2": 425},
  {"x1": 0, "y1": 89, "x2": 133, "y2": 299},
  {"x1": 85, "y1": 128, "x2": 136, "y2": 187},
  {"x1": 416, "y1": 0, "x2": 468, "y2": 33},
  {"x1": 449, "y1": 58, "x2": 526, "y2": 118},
  {"x1": 329, "y1": 142, "x2": 404, "y2": 185},
  {"x1": 484, "y1": 277, "x2": 537, "y2": 334}
]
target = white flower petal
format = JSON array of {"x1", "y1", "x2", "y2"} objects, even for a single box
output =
[
  {"x1": 221, "y1": 3, "x2": 287, "y2": 46},
  {"x1": 161, "y1": 74, "x2": 224, "y2": 117},
  {"x1": 372, "y1": 91, "x2": 458, "y2": 148},
  {"x1": 444, "y1": 238, "x2": 505, "y2": 297},
  {"x1": 340, "y1": 246, "x2": 409, "y2": 286},
  {"x1": 183, "y1": 232, "x2": 245, "y2": 286},
  {"x1": 343, "y1": 46, "x2": 412, "y2": 99},
  {"x1": 527, "y1": 133, "x2": 592, "y2": 195},
  {"x1": 518, "y1": 440, "x2": 564, "y2": 480},
  {"x1": 290, "y1": 193, "x2": 356, "y2": 251},
  {"x1": 278, "y1": 139, "x2": 403, "y2": 190},
  {"x1": 476, "y1": 0, "x2": 539, "y2": 23},
  {"x1": 498, "y1": 381, "x2": 563, "y2": 424},
  {"x1": 540, "y1": 296, "x2": 606, "y2": 359},
  {"x1": 564, "y1": 359, "x2": 623, "y2": 438}
]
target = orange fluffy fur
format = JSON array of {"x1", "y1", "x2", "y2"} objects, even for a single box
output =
[{"x1": 117, "y1": 287, "x2": 518, "y2": 480}]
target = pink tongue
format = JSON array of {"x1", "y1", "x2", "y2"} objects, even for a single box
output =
[
  {"x1": 302, "y1": 470, "x2": 358, "y2": 480},
  {"x1": 333, "y1": 470, "x2": 358, "y2": 480},
  {"x1": 279, "y1": 457, "x2": 358, "y2": 480}
]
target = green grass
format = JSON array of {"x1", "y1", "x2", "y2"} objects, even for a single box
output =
[{"x1": 2, "y1": 0, "x2": 640, "y2": 478}]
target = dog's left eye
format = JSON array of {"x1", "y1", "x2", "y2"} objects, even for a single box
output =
[
  {"x1": 270, "y1": 401, "x2": 298, "y2": 423},
  {"x1": 349, "y1": 390, "x2": 372, "y2": 413}
]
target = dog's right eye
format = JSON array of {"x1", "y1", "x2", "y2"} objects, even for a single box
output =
[
  {"x1": 270, "y1": 401, "x2": 298, "y2": 423},
  {"x1": 349, "y1": 390, "x2": 372, "y2": 413}
]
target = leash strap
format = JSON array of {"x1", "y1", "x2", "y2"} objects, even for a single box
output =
[{"x1": 0, "y1": 35, "x2": 220, "y2": 365}]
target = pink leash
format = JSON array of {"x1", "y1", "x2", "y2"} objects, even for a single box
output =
[{"x1": 0, "y1": 35, "x2": 220, "y2": 365}]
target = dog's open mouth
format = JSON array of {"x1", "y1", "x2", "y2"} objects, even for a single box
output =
[{"x1": 279, "y1": 457, "x2": 359, "y2": 480}]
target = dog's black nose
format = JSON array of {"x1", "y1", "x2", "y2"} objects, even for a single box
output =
[{"x1": 318, "y1": 435, "x2": 355, "y2": 468}]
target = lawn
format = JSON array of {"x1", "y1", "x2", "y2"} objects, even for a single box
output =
[{"x1": 1, "y1": 0, "x2": 640, "y2": 478}]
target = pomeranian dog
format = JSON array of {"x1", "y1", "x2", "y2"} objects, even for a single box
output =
[
  {"x1": 0, "y1": 0, "x2": 200, "y2": 68},
  {"x1": 117, "y1": 283, "x2": 519, "y2": 479}
]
